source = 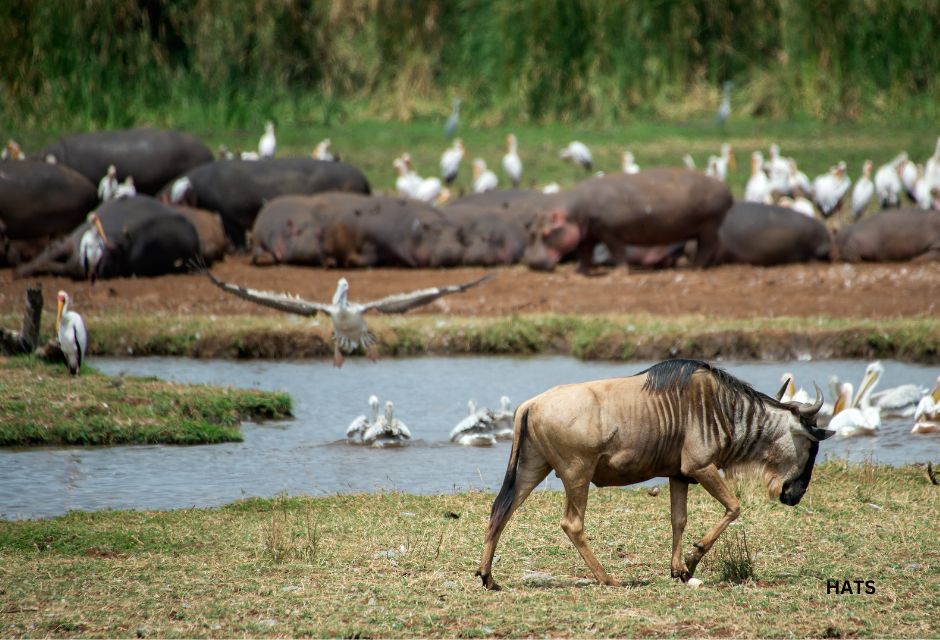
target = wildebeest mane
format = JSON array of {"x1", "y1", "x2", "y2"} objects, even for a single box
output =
[{"x1": 638, "y1": 359, "x2": 783, "y2": 409}]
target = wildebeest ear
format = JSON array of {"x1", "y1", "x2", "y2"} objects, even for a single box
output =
[
  {"x1": 775, "y1": 377, "x2": 791, "y2": 401},
  {"x1": 817, "y1": 428, "x2": 836, "y2": 441}
]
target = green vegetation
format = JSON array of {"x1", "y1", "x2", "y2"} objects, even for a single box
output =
[
  {"x1": 4, "y1": 1, "x2": 940, "y2": 132},
  {"x1": 0, "y1": 356, "x2": 292, "y2": 446},
  {"x1": 0, "y1": 462, "x2": 937, "y2": 637},
  {"x1": 3, "y1": 311, "x2": 936, "y2": 363}
]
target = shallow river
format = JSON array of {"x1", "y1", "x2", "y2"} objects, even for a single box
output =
[{"x1": 2, "y1": 357, "x2": 938, "y2": 520}]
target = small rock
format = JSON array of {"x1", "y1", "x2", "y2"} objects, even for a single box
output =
[
  {"x1": 400, "y1": 511, "x2": 417, "y2": 518},
  {"x1": 686, "y1": 577, "x2": 703, "y2": 589},
  {"x1": 866, "y1": 503, "x2": 883, "y2": 510},
  {"x1": 479, "y1": 626, "x2": 494, "y2": 635},
  {"x1": 647, "y1": 487, "x2": 661, "y2": 497},
  {"x1": 522, "y1": 570, "x2": 557, "y2": 587},
  {"x1": 260, "y1": 618, "x2": 278, "y2": 627}
]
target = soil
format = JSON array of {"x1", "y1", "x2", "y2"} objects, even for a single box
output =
[{"x1": 0, "y1": 257, "x2": 937, "y2": 319}]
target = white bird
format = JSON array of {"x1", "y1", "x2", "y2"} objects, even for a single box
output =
[
  {"x1": 170, "y1": 176, "x2": 193, "y2": 204},
  {"x1": 778, "y1": 196, "x2": 816, "y2": 218},
  {"x1": 865, "y1": 361, "x2": 927, "y2": 417},
  {"x1": 97, "y1": 165, "x2": 118, "y2": 201},
  {"x1": 398, "y1": 153, "x2": 443, "y2": 203},
  {"x1": 716, "y1": 80, "x2": 732, "y2": 127},
  {"x1": 440, "y1": 139, "x2": 465, "y2": 185},
  {"x1": 346, "y1": 395, "x2": 380, "y2": 443},
  {"x1": 444, "y1": 98, "x2": 461, "y2": 139},
  {"x1": 393, "y1": 156, "x2": 422, "y2": 198},
  {"x1": 363, "y1": 401, "x2": 411, "y2": 448},
  {"x1": 765, "y1": 144, "x2": 792, "y2": 196},
  {"x1": 502, "y1": 134, "x2": 523, "y2": 187},
  {"x1": 924, "y1": 136, "x2": 940, "y2": 200},
  {"x1": 240, "y1": 151, "x2": 260, "y2": 161},
  {"x1": 787, "y1": 160, "x2": 813, "y2": 198},
  {"x1": 312, "y1": 138, "x2": 334, "y2": 161},
  {"x1": 851, "y1": 160, "x2": 874, "y2": 220},
  {"x1": 542, "y1": 182, "x2": 561, "y2": 194},
  {"x1": 874, "y1": 153, "x2": 905, "y2": 208},
  {"x1": 819, "y1": 375, "x2": 841, "y2": 417},
  {"x1": 682, "y1": 154, "x2": 696, "y2": 170},
  {"x1": 560, "y1": 141, "x2": 592, "y2": 172},
  {"x1": 79, "y1": 212, "x2": 108, "y2": 284},
  {"x1": 259, "y1": 121, "x2": 276, "y2": 158},
  {"x1": 472, "y1": 158, "x2": 498, "y2": 194},
  {"x1": 744, "y1": 151, "x2": 770, "y2": 203},
  {"x1": 779, "y1": 373, "x2": 809, "y2": 404},
  {"x1": 56, "y1": 290, "x2": 87, "y2": 376},
  {"x1": 911, "y1": 376, "x2": 940, "y2": 434},
  {"x1": 621, "y1": 150, "x2": 640, "y2": 174},
  {"x1": 2, "y1": 139, "x2": 25, "y2": 161},
  {"x1": 199, "y1": 269, "x2": 494, "y2": 368},
  {"x1": 813, "y1": 162, "x2": 852, "y2": 218},
  {"x1": 912, "y1": 164, "x2": 935, "y2": 209},
  {"x1": 708, "y1": 144, "x2": 735, "y2": 182},
  {"x1": 491, "y1": 396, "x2": 514, "y2": 439},
  {"x1": 831, "y1": 363, "x2": 884, "y2": 436},
  {"x1": 449, "y1": 400, "x2": 497, "y2": 447},
  {"x1": 900, "y1": 158, "x2": 919, "y2": 202},
  {"x1": 828, "y1": 382, "x2": 878, "y2": 437},
  {"x1": 113, "y1": 176, "x2": 136, "y2": 199}
]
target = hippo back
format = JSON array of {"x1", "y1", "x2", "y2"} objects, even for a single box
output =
[
  {"x1": 717, "y1": 202, "x2": 832, "y2": 265},
  {"x1": 0, "y1": 161, "x2": 98, "y2": 239},
  {"x1": 835, "y1": 208, "x2": 940, "y2": 262}
]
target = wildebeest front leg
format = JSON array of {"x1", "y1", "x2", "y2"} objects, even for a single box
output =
[
  {"x1": 668, "y1": 478, "x2": 691, "y2": 581},
  {"x1": 560, "y1": 478, "x2": 620, "y2": 586},
  {"x1": 683, "y1": 464, "x2": 740, "y2": 577}
]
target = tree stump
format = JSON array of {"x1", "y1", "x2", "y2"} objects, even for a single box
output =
[{"x1": 0, "y1": 284, "x2": 43, "y2": 354}]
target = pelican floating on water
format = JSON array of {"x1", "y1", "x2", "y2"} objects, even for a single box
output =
[
  {"x1": 259, "y1": 121, "x2": 276, "y2": 158},
  {"x1": 491, "y1": 396, "x2": 514, "y2": 439},
  {"x1": 97, "y1": 165, "x2": 118, "y2": 201},
  {"x1": 828, "y1": 382, "x2": 878, "y2": 437},
  {"x1": 865, "y1": 361, "x2": 927, "y2": 417},
  {"x1": 363, "y1": 401, "x2": 411, "y2": 447},
  {"x1": 450, "y1": 400, "x2": 497, "y2": 447},
  {"x1": 560, "y1": 141, "x2": 593, "y2": 172},
  {"x1": 472, "y1": 159, "x2": 498, "y2": 193},
  {"x1": 502, "y1": 134, "x2": 522, "y2": 187},
  {"x1": 56, "y1": 290, "x2": 87, "y2": 376},
  {"x1": 911, "y1": 376, "x2": 940, "y2": 434},
  {"x1": 347, "y1": 395, "x2": 380, "y2": 443},
  {"x1": 198, "y1": 268, "x2": 494, "y2": 368},
  {"x1": 79, "y1": 212, "x2": 108, "y2": 283}
]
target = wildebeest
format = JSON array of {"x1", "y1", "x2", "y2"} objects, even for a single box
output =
[{"x1": 477, "y1": 359, "x2": 832, "y2": 590}]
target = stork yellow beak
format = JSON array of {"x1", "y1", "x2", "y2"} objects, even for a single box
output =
[
  {"x1": 56, "y1": 298, "x2": 64, "y2": 333},
  {"x1": 93, "y1": 216, "x2": 108, "y2": 243}
]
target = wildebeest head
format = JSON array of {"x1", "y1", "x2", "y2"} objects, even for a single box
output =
[{"x1": 775, "y1": 383, "x2": 834, "y2": 506}]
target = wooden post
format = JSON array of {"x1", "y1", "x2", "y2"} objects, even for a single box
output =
[{"x1": 0, "y1": 284, "x2": 43, "y2": 354}]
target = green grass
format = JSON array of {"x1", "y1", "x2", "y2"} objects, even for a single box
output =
[
  {"x1": 0, "y1": 462, "x2": 937, "y2": 637},
  {"x1": 0, "y1": 356, "x2": 292, "y2": 446}
]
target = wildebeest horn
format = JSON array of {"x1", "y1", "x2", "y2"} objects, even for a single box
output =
[
  {"x1": 798, "y1": 383, "x2": 824, "y2": 416},
  {"x1": 775, "y1": 377, "x2": 791, "y2": 401}
]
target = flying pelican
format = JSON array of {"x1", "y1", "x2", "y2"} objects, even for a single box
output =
[
  {"x1": 444, "y1": 98, "x2": 461, "y2": 139},
  {"x1": 449, "y1": 400, "x2": 497, "y2": 447},
  {"x1": 347, "y1": 395, "x2": 380, "y2": 443},
  {"x1": 560, "y1": 141, "x2": 592, "y2": 172},
  {"x1": 56, "y1": 290, "x2": 87, "y2": 376},
  {"x1": 911, "y1": 376, "x2": 940, "y2": 434},
  {"x1": 79, "y1": 212, "x2": 108, "y2": 284},
  {"x1": 621, "y1": 150, "x2": 640, "y2": 174},
  {"x1": 865, "y1": 361, "x2": 927, "y2": 417},
  {"x1": 744, "y1": 151, "x2": 770, "y2": 203},
  {"x1": 502, "y1": 134, "x2": 522, "y2": 187},
  {"x1": 472, "y1": 159, "x2": 498, "y2": 193},
  {"x1": 716, "y1": 81, "x2": 732, "y2": 128},
  {"x1": 363, "y1": 401, "x2": 411, "y2": 447},
  {"x1": 198, "y1": 269, "x2": 494, "y2": 368},
  {"x1": 828, "y1": 382, "x2": 878, "y2": 437},
  {"x1": 113, "y1": 176, "x2": 136, "y2": 199},
  {"x1": 97, "y1": 165, "x2": 118, "y2": 201},
  {"x1": 813, "y1": 162, "x2": 852, "y2": 218},
  {"x1": 874, "y1": 153, "x2": 906, "y2": 208},
  {"x1": 312, "y1": 138, "x2": 334, "y2": 161},
  {"x1": 851, "y1": 160, "x2": 874, "y2": 220},
  {"x1": 259, "y1": 121, "x2": 276, "y2": 158},
  {"x1": 440, "y1": 139, "x2": 465, "y2": 185}
]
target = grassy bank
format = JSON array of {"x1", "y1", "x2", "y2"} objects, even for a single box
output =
[
  {"x1": 0, "y1": 462, "x2": 937, "y2": 637},
  {"x1": 5, "y1": 312, "x2": 936, "y2": 364},
  {"x1": 0, "y1": 357, "x2": 292, "y2": 446}
]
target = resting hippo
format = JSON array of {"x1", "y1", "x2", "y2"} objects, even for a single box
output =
[
  {"x1": 161, "y1": 158, "x2": 371, "y2": 245},
  {"x1": 320, "y1": 193, "x2": 463, "y2": 267},
  {"x1": 250, "y1": 195, "x2": 344, "y2": 265},
  {"x1": 716, "y1": 202, "x2": 832, "y2": 265},
  {"x1": 0, "y1": 160, "x2": 98, "y2": 239},
  {"x1": 39, "y1": 128, "x2": 213, "y2": 194},
  {"x1": 169, "y1": 205, "x2": 228, "y2": 263},
  {"x1": 16, "y1": 196, "x2": 202, "y2": 279},
  {"x1": 834, "y1": 208, "x2": 940, "y2": 262},
  {"x1": 443, "y1": 192, "x2": 544, "y2": 266},
  {"x1": 523, "y1": 170, "x2": 732, "y2": 272}
]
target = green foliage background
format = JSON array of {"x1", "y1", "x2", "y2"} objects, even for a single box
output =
[{"x1": 2, "y1": 0, "x2": 939, "y2": 130}]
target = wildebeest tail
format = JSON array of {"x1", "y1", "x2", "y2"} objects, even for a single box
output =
[{"x1": 487, "y1": 405, "x2": 529, "y2": 538}]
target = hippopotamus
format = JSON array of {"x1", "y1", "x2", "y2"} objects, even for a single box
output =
[
  {"x1": 160, "y1": 157, "x2": 371, "y2": 245},
  {"x1": 250, "y1": 195, "x2": 342, "y2": 265},
  {"x1": 16, "y1": 195, "x2": 202, "y2": 279},
  {"x1": 834, "y1": 208, "x2": 940, "y2": 262},
  {"x1": 443, "y1": 192, "x2": 544, "y2": 266},
  {"x1": 169, "y1": 205, "x2": 228, "y2": 263},
  {"x1": 523, "y1": 170, "x2": 732, "y2": 272},
  {"x1": 715, "y1": 202, "x2": 832, "y2": 265},
  {"x1": 39, "y1": 128, "x2": 213, "y2": 194},
  {"x1": 0, "y1": 160, "x2": 98, "y2": 239},
  {"x1": 320, "y1": 193, "x2": 463, "y2": 268}
]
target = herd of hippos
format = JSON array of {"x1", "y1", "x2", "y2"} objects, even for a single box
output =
[{"x1": 2, "y1": 126, "x2": 940, "y2": 282}]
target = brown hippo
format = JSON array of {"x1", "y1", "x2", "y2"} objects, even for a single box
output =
[
  {"x1": 39, "y1": 128, "x2": 213, "y2": 194},
  {"x1": 716, "y1": 202, "x2": 832, "y2": 266},
  {"x1": 160, "y1": 158, "x2": 371, "y2": 246},
  {"x1": 169, "y1": 205, "x2": 228, "y2": 263},
  {"x1": 0, "y1": 160, "x2": 98, "y2": 239},
  {"x1": 320, "y1": 193, "x2": 463, "y2": 268},
  {"x1": 834, "y1": 208, "x2": 940, "y2": 262},
  {"x1": 250, "y1": 195, "x2": 342, "y2": 266},
  {"x1": 443, "y1": 191, "x2": 545, "y2": 266},
  {"x1": 523, "y1": 170, "x2": 732, "y2": 272},
  {"x1": 16, "y1": 196, "x2": 202, "y2": 279}
]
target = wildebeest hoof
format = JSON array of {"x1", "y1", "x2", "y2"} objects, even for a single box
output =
[
  {"x1": 672, "y1": 569, "x2": 691, "y2": 582},
  {"x1": 476, "y1": 571, "x2": 501, "y2": 591}
]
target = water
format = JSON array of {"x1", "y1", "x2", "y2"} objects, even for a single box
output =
[{"x1": 1, "y1": 356, "x2": 937, "y2": 520}]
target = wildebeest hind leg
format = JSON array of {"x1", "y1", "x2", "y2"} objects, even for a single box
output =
[
  {"x1": 682, "y1": 464, "x2": 740, "y2": 577},
  {"x1": 668, "y1": 478, "x2": 691, "y2": 581},
  {"x1": 559, "y1": 477, "x2": 620, "y2": 586}
]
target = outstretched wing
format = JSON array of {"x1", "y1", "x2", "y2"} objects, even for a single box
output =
[
  {"x1": 197, "y1": 264, "x2": 329, "y2": 317},
  {"x1": 361, "y1": 274, "x2": 496, "y2": 314}
]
